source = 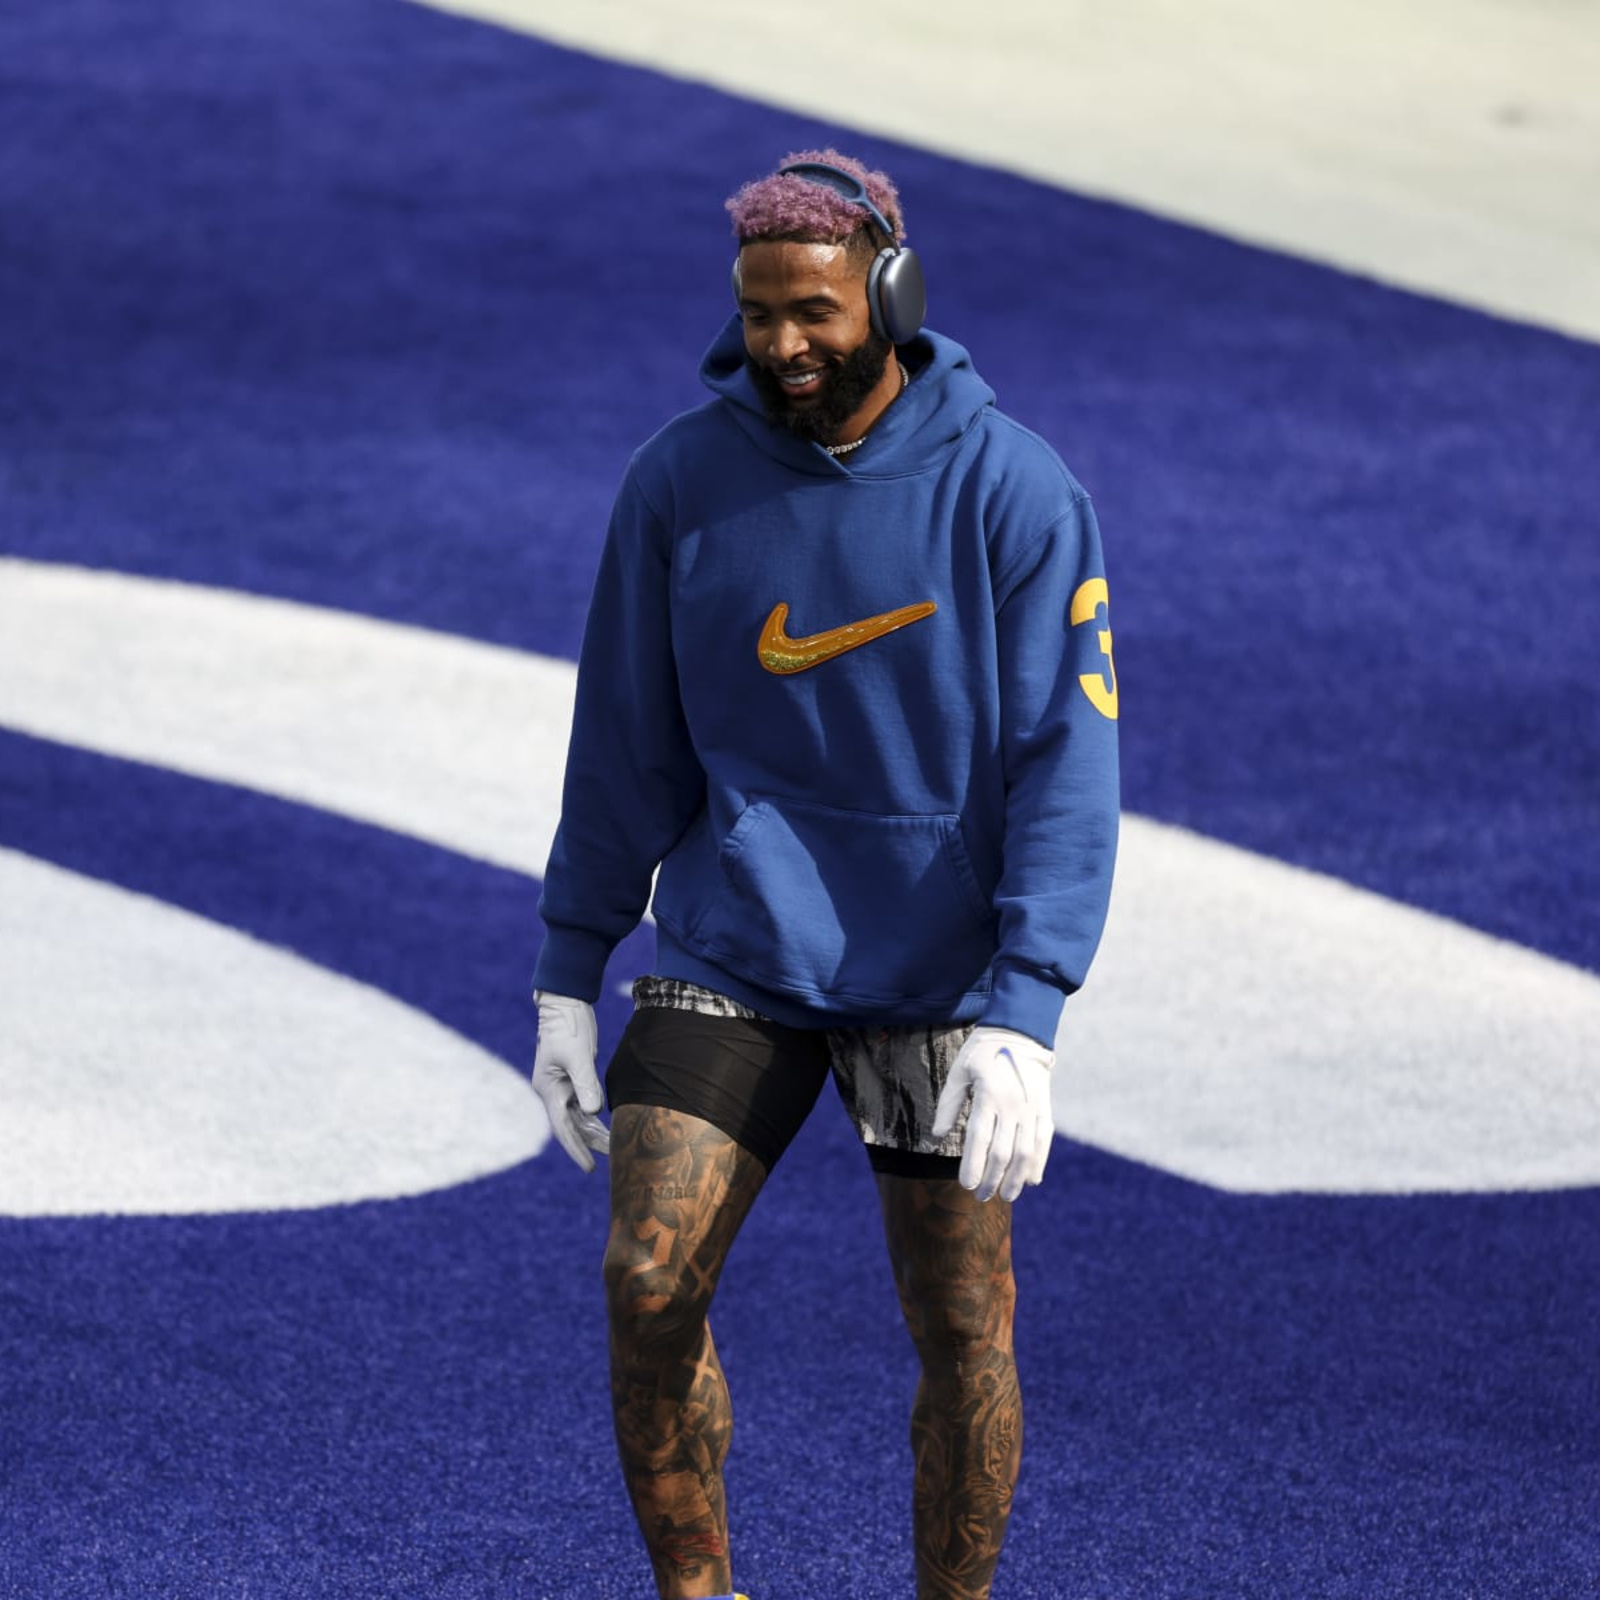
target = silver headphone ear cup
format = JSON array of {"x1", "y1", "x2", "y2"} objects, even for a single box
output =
[
  {"x1": 874, "y1": 248, "x2": 926, "y2": 345},
  {"x1": 865, "y1": 249, "x2": 890, "y2": 341},
  {"x1": 730, "y1": 257, "x2": 742, "y2": 303}
]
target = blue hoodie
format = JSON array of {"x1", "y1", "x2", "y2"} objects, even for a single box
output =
[{"x1": 534, "y1": 316, "x2": 1119, "y2": 1047}]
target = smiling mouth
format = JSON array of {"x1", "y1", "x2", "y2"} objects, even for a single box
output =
[{"x1": 775, "y1": 367, "x2": 826, "y2": 395}]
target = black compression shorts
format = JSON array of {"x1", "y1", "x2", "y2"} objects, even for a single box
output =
[{"x1": 606, "y1": 979, "x2": 967, "y2": 1179}]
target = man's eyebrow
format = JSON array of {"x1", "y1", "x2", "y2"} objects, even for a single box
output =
[{"x1": 738, "y1": 292, "x2": 844, "y2": 311}]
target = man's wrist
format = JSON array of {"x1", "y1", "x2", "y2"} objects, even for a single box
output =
[
  {"x1": 977, "y1": 965, "x2": 1067, "y2": 1053},
  {"x1": 530, "y1": 926, "x2": 612, "y2": 1005}
]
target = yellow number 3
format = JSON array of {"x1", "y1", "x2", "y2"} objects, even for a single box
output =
[{"x1": 1069, "y1": 578, "x2": 1119, "y2": 721}]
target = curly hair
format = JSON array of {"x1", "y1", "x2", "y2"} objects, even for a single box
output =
[{"x1": 725, "y1": 148, "x2": 907, "y2": 253}]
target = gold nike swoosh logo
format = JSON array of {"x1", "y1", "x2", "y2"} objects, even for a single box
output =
[{"x1": 758, "y1": 600, "x2": 938, "y2": 675}]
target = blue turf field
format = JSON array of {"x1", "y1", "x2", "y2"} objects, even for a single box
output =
[{"x1": 2, "y1": 2, "x2": 1598, "y2": 1595}]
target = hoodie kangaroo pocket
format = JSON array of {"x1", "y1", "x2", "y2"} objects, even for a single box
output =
[{"x1": 688, "y1": 796, "x2": 996, "y2": 1007}]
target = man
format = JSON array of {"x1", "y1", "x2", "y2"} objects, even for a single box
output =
[{"x1": 532, "y1": 149, "x2": 1119, "y2": 1600}]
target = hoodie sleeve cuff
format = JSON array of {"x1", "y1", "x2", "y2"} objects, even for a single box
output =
[
  {"x1": 978, "y1": 963, "x2": 1071, "y2": 1052},
  {"x1": 530, "y1": 926, "x2": 614, "y2": 1005}
]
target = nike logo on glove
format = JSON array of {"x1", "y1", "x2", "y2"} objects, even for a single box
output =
[{"x1": 757, "y1": 600, "x2": 937, "y2": 675}]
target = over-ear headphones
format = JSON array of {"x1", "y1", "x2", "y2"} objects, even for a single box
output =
[{"x1": 731, "y1": 159, "x2": 927, "y2": 345}]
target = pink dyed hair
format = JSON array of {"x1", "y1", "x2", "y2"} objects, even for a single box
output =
[{"x1": 725, "y1": 148, "x2": 907, "y2": 247}]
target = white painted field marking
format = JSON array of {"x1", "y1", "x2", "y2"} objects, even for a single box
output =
[
  {"x1": 0, "y1": 557, "x2": 570, "y2": 876},
  {"x1": 1058, "y1": 823, "x2": 1600, "y2": 1193},
  {"x1": 0, "y1": 849, "x2": 547, "y2": 1215}
]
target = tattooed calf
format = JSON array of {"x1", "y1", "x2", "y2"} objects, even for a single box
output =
[
  {"x1": 604, "y1": 1106, "x2": 767, "y2": 1596},
  {"x1": 880, "y1": 1175, "x2": 1022, "y2": 1600}
]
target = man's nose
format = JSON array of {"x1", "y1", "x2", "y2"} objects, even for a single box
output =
[{"x1": 768, "y1": 319, "x2": 806, "y2": 363}]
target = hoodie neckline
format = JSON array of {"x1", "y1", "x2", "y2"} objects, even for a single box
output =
[{"x1": 698, "y1": 315, "x2": 996, "y2": 479}]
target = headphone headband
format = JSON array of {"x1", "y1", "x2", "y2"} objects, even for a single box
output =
[{"x1": 777, "y1": 160, "x2": 899, "y2": 249}]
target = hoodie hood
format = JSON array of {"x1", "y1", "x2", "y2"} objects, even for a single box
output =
[{"x1": 697, "y1": 313, "x2": 997, "y2": 478}]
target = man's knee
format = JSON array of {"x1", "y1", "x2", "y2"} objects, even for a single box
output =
[
  {"x1": 880, "y1": 1176, "x2": 1017, "y2": 1362},
  {"x1": 899, "y1": 1263, "x2": 1016, "y2": 1365},
  {"x1": 602, "y1": 1230, "x2": 710, "y2": 1361}
]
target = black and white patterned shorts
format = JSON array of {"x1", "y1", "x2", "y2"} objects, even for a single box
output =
[{"x1": 605, "y1": 976, "x2": 974, "y2": 1177}]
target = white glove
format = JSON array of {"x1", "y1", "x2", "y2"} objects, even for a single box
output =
[
  {"x1": 931, "y1": 1026, "x2": 1055, "y2": 1203},
  {"x1": 532, "y1": 992, "x2": 610, "y2": 1173}
]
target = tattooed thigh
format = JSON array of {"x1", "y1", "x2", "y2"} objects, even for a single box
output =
[{"x1": 603, "y1": 1105, "x2": 768, "y2": 1355}]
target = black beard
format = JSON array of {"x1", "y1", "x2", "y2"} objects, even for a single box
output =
[{"x1": 747, "y1": 332, "x2": 894, "y2": 444}]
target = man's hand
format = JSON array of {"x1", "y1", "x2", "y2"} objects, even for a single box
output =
[
  {"x1": 931, "y1": 1026, "x2": 1055, "y2": 1203},
  {"x1": 532, "y1": 992, "x2": 610, "y2": 1173}
]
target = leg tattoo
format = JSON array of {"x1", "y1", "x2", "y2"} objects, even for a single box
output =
[
  {"x1": 880, "y1": 1176, "x2": 1022, "y2": 1600},
  {"x1": 604, "y1": 1106, "x2": 767, "y2": 1599}
]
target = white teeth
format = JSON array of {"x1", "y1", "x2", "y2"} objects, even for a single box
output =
[{"x1": 779, "y1": 370, "x2": 822, "y2": 387}]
